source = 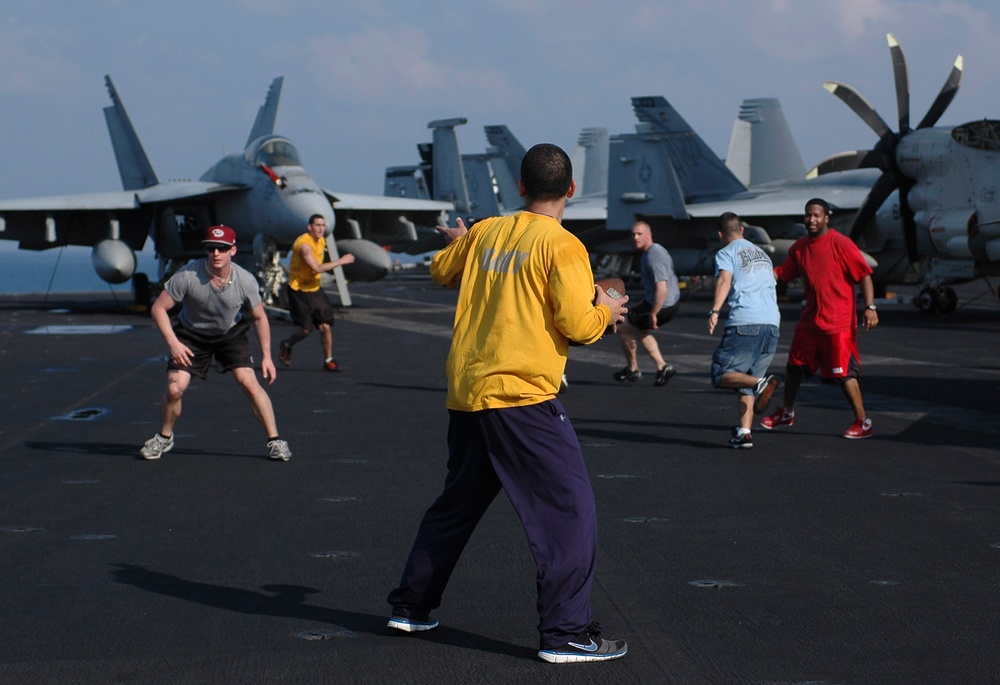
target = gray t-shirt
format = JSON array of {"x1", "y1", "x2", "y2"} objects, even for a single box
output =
[
  {"x1": 165, "y1": 260, "x2": 262, "y2": 336},
  {"x1": 642, "y1": 243, "x2": 680, "y2": 308}
]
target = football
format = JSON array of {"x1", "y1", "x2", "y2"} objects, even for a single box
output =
[{"x1": 595, "y1": 277, "x2": 627, "y2": 301}]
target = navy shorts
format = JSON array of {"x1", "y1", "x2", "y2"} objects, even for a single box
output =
[{"x1": 711, "y1": 324, "x2": 779, "y2": 394}]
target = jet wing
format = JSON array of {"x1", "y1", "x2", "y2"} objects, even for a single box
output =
[
  {"x1": 684, "y1": 170, "x2": 880, "y2": 219},
  {"x1": 321, "y1": 189, "x2": 454, "y2": 249},
  {"x1": 324, "y1": 191, "x2": 452, "y2": 214},
  {"x1": 0, "y1": 182, "x2": 246, "y2": 251}
]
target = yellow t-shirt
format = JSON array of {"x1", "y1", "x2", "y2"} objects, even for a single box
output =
[
  {"x1": 288, "y1": 233, "x2": 324, "y2": 292},
  {"x1": 431, "y1": 211, "x2": 611, "y2": 411}
]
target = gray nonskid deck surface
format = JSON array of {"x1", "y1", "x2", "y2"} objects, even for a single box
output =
[{"x1": 1, "y1": 279, "x2": 999, "y2": 685}]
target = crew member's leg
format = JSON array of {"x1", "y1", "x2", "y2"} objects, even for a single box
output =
[
  {"x1": 482, "y1": 400, "x2": 597, "y2": 650},
  {"x1": 388, "y1": 411, "x2": 502, "y2": 616},
  {"x1": 159, "y1": 369, "x2": 191, "y2": 436},
  {"x1": 232, "y1": 367, "x2": 279, "y2": 438},
  {"x1": 616, "y1": 320, "x2": 641, "y2": 372}
]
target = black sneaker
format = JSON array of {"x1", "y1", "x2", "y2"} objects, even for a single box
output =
[
  {"x1": 387, "y1": 610, "x2": 439, "y2": 633},
  {"x1": 654, "y1": 365, "x2": 677, "y2": 386},
  {"x1": 538, "y1": 622, "x2": 627, "y2": 663},
  {"x1": 613, "y1": 367, "x2": 641, "y2": 383},
  {"x1": 729, "y1": 428, "x2": 753, "y2": 449}
]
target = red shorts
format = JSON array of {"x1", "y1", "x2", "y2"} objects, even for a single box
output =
[{"x1": 786, "y1": 327, "x2": 861, "y2": 380}]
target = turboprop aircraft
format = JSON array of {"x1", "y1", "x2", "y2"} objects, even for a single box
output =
[
  {"x1": 0, "y1": 76, "x2": 452, "y2": 307},
  {"x1": 811, "y1": 33, "x2": 999, "y2": 313}
]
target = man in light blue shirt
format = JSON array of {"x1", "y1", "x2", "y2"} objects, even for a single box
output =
[{"x1": 708, "y1": 212, "x2": 781, "y2": 448}]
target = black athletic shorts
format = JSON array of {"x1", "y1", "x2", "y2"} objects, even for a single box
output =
[
  {"x1": 167, "y1": 319, "x2": 253, "y2": 380},
  {"x1": 286, "y1": 286, "x2": 335, "y2": 331},
  {"x1": 627, "y1": 300, "x2": 680, "y2": 330}
]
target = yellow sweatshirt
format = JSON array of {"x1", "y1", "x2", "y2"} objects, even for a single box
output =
[{"x1": 431, "y1": 211, "x2": 611, "y2": 411}]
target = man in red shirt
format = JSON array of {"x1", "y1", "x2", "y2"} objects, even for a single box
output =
[{"x1": 761, "y1": 198, "x2": 879, "y2": 439}]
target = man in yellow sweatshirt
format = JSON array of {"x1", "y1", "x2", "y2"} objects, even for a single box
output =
[{"x1": 386, "y1": 143, "x2": 630, "y2": 664}]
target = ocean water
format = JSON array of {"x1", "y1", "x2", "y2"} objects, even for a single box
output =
[
  {"x1": 0, "y1": 240, "x2": 428, "y2": 295},
  {"x1": 0, "y1": 240, "x2": 160, "y2": 295}
]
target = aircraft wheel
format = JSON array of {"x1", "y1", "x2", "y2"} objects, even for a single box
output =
[
  {"x1": 915, "y1": 287, "x2": 938, "y2": 314},
  {"x1": 936, "y1": 287, "x2": 957, "y2": 314}
]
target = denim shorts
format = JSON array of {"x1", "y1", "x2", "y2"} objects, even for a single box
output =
[{"x1": 710, "y1": 324, "x2": 779, "y2": 393}]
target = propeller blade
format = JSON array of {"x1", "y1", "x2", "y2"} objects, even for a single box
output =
[
  {"x1": 916, "y1": 54, "x2": 963, "y2": 129},
  {"x1": 824, "y1": 82, "x2": 893, "y2": 142},
  {"x1": 807, "y1": 150, "x2": 887, "y2": 178},
  {"x1": 887, "y1": 34, "x2": 911, "y2": 134},
  {"x1": 849, "y1": 172, "x2": 898, "y2": 243}
]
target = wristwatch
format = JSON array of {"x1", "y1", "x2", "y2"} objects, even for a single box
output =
[
  {"x1": 866, "y1": 304, "x2": 877, "y2": 311},
  {"x1": 708, "y1": 309, "x2": 720, "y2": 316}
]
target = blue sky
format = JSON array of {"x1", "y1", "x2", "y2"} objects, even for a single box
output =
[{"x1": 2, "y1": 0, "x2": 999, "y2": 202}]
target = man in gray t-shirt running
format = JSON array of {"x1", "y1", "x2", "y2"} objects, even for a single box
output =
[{"x1": 614, "y1": 221, "x2": 681, "y2": 387}]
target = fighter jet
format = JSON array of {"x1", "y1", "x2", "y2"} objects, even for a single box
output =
[
  {"x1": 0, "y1": 76, "x2": 452, "y2": 307},
  {"x1": 389, "y1": 98, "x2": 873, "y2": 281}
]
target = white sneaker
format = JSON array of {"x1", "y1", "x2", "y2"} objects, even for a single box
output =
[
  {"x1": 267, "y1": 439, "x2": 292, "y2": 461},
  {"x1": 140, "y1": 433, "x2": 174, "y2": 460}
]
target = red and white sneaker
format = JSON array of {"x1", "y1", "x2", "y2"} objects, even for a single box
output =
[
  {"x1": 843, "y1": 417, "x2": 873, "y2": 439},
  {"x1": 760, "y1": 406, "x2": 794, "y2": 430}
]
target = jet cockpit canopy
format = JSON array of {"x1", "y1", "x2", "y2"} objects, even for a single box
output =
[{"x1": 246, "y1": 135, "x2": 302, "y2": 168}]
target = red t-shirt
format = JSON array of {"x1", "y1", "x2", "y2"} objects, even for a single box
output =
[{"x1": 774, "y1": 229, "x2": 872, "y2": 334}]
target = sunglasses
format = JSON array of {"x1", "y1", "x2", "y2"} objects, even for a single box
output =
[{"x1": 205, "y1": 244, "x2": 233, "y2": 253}]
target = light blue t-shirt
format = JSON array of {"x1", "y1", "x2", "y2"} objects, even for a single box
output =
[
  {"x1": 714, "y1": 238, "x2": 779, "y2": 327},
  {"x1": 642, "y1": 243, "x2": 680, "y2": 308}
]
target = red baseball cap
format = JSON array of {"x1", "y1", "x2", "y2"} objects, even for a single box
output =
[{"x1": 202, "y1": 225, "x2": 237, "y2": 247}]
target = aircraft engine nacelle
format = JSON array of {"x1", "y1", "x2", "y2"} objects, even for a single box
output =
[
  {"x1": 91, "y1": 238, "x2": 137, "y2": 284},
  {"x1": 916, "y1": 209, "x2": 978, "y2": 259},
  {"x1": 335, "y1": 238, "x2": 392, "y2": 282}
]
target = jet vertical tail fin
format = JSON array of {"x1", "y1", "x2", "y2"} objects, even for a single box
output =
[
  {"x1": 573, "y1": 127, "x2": 609, "y2": 197},
  {"x1": 631, "y1": 96, "x2": 745, "y2": 200},
  {"x1": 246, "y1": 77, "x2": 283, "y2": 147},
  {"x1": 103, "y1": 75, "x2": 158, "y2": 190},
  {"x1": 484, "y1": 125, "x2": 526, "y2": 187},
  {"x1": 460, "y1": 153, "x2": 502, "y2": 218},
  {"x1": 725, "y1": 98, "x2": 806, "y2": 186},
  {"x1": 428, "y1": 118, "x2": 471, "y2": 214}
]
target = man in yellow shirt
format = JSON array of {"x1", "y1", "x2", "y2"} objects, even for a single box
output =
[
  {"x1": 386, "y1": 144, "x2": 630, "y2": 664},
  {"x1": 278, "y1": 214, "x2": 354, "y2": 372}
]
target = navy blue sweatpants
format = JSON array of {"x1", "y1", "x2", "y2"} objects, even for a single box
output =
[{"x1": 387, "y1": 399, "x2": 598, "y2": 649}]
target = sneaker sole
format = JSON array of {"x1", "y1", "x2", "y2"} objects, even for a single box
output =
[
  {"x1": 753, "y1": 377, "x2": 781, "y2": 414},
  {"x1": 843, "y1": 432, "x2": 873, "y2": 440},
  {"x1": 141, "y1": 443, "x2": 173, "y2": 460},
  {"x1": 387, "y1": 617, "x2": 439, "y2": 632},
  {"x1": 759, "y1": 419, "x2": 794, "y2": 430},
  {"x1": 537, "y1": 646, "x2": 628, "y2": 663}
]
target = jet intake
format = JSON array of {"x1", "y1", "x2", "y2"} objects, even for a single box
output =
[{"x1": 92, "y1": 239, "x2": 137, "y2": 284}]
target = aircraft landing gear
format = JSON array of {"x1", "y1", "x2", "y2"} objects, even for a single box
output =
[
  {"x1": 253, "y1": 233, "x2": 288, "y2": 307},
  {"x1": 915, "y1": 286, "x2": 957, "y2": 314}
]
